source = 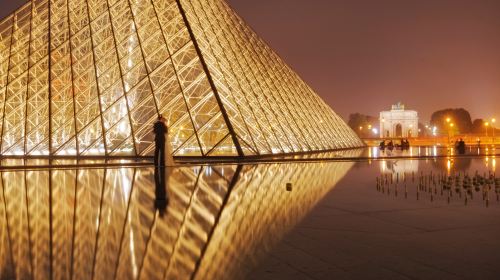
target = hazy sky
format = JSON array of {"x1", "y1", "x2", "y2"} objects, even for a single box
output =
[{"x1": 2, "y1": 0, "x2": 500, "y2": 121}]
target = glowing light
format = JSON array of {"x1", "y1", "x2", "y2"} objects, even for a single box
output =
[
  {"x1": 0, "y1": 0, "x2": 363, "y2": 158},
  {"x1": 381, "y1": 160, "x2": 387, "y2": 173},
  {"x1": 120, "y1": 168, "x2": 132, "y2": 201},
  {"x1": 372, "y1": 146, "x2": 378, "y2": 158}
]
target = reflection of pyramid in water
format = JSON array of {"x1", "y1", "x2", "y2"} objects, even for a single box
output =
[
  {"x1": 0, "y1": 0, "x2": 363, "y2": 157},
  {"x1": 0, "y1": 156, "x2": 359, "y2": 279}
]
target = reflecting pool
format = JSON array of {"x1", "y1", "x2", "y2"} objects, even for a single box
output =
[
  {"x1": 364, "y1": 145, "x2": 499, "y2": 158},
  {"x1": 1, "y1": 152, "x2": 500, "y2": 279},
  {"x1": 247, "y1": 156, "x2": 500, "y2": 279},
  {"x1": 0, "y1": 161, "x2": 355, "y2": 280}
]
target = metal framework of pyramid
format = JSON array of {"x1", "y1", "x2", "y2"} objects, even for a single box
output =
[{"x1": 0, "y1": 0, "x2": 363, "y2": 157}]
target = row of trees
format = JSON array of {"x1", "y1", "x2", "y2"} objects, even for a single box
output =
[
  {"x1": 430, "y1": 108, "x2": 496, "y2": 135},
  {"x1": 348, "y1": 108, "x2": 497, "y2": 137}
]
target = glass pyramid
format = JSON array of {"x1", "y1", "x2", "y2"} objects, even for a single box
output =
[{"x1": 0, "y1": 0, "x2": 363, "y2": 157}]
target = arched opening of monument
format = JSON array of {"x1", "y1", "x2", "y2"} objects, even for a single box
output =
[
  {"x1": 379, "y1": 103, "x2": 418, "y2": 139},
  {"x1": 395, "y1": 124, "x2": 403, "y2": 138}
]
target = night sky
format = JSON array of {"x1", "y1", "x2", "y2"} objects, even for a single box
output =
[{"x1": 2, "y1": 0, "x2": 500, "y2": 121}]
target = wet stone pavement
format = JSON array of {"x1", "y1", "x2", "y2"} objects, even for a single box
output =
[{"x1": 247, "y1": 156, "x2": 500, "y2": 280}]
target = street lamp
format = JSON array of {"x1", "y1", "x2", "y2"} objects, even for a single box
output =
[
  {"x1": 492, "y1": 118, "x2": 496, "y2": 144},
  {"x1": 448, "y1": 123, "x2": 454, "y2": 145},
  {"x1": 445, "y1": 117, "x2": 452, "y2": 145},
  {"x1": 485, "y1": 122, "x2": 489, "y2": 138}
]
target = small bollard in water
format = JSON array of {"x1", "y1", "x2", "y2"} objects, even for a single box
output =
[{"x1": 286, "y1": 183, "x2": 292, "y2": 192}]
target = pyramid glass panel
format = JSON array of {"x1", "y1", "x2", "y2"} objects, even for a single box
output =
[{"x1": 0, "y1": 0, "x2": 363, "y2": 158}]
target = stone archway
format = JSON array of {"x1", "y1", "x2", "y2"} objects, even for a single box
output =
[{"x1": 395, "y1": 124, "x2": 403, "y2": 137}]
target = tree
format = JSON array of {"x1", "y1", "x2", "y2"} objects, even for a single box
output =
[
  {"x1": 347, "y1": 113, "x2": 378, "y2": 138},
  {"x1": 418, "y1": 123, "x2": 429, "y2": 137},
  {"x1": 471, "y1": 119, "x2": 484, "y2": 133},
  {"x1": 430, "y1": 108, "x2": 473, "y2": 135}
]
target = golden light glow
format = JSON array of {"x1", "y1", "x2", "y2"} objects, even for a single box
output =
[
  {"x1": 0, "y1": 0, "x2": 363, "y2": 158},
  {"x1": 0, "y1": 159, "x2": 358, "y2": 279}
]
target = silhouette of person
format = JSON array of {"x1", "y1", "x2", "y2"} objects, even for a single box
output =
[
  {"x1": 154, "y1": 115, "x2": 167, "y2": 167},
  {"x1": 388, "y1": 140, "x2": 394, "y2": 151},
  {"x1": 458, "y1": 138, "x2": 466, "y2": 154},
  {"x1": 380, "y1": 140, "x2": 386, "y2": 150},
  {"x1": 154, "y1": 164, "x2": 168, "y2": 216}
]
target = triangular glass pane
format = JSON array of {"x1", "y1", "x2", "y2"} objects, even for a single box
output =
[
  {"x1": 105, "y1": 118, "x2": 133, "y2": 154},
  {"x1": 236, "y1": 136, "x2": 257, "y2": 156},
  {"x1": 81, "y1": 137, "x2": 106, "y2": 156},
  {"x1": 207, "y1": 134, "x2": 238, "y2": 157},
  {"x1": 77, "y1": 118, "x2": 104, "y2": 154},
  {"x1": 110, "y1": 136, "x2": 135, "y2": 156},
  {"x1": 54, "y1": 137, "x2": 77, "y2": 156},
  {"x1": 196, "y1": 113, "x2": 230, "y2": 155},
  {"x1": 173, "y1": 135, "x2": 202, "y2": 156},
  {"x1": 27, "y1": 139, "x2": 50, "y2": 156}
]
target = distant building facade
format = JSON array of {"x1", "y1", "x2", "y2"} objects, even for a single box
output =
[{"x1": 380, "y1": 103, "x2": 418, "y2": 138}]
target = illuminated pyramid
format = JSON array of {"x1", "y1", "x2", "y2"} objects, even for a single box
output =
[{"x1": 0, "y1": 0, "x2": 363, "y2": 157}]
